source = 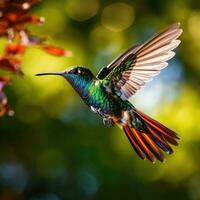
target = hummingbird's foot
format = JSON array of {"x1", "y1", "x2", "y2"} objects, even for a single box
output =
[{"x1": 103, "y1": 117, "x2": 114, "y2": 127}]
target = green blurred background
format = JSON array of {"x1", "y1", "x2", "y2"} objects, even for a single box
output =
[{"x1": 0, "y1": 0, "x2": 200, "y2": 199}]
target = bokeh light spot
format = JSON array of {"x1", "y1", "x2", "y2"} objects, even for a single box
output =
[
  {"x1": 101, "y1": 3, "x2": 134, "y2": 32},
  {"x1": 188, "y1": 12, "x2": 200, "y2": 44},
  {"x1": 0, "y1": 163, "x2": 28, "y2": 192},
  {"x1": 65, "y1": 0, "x2": 99, "y2": 21},
  {"x1": 90, "y1": 25, "x2": 124, "y2": 53},
  {"x1": 77, "y1": 169, "x2": 99, "y2": 196}
]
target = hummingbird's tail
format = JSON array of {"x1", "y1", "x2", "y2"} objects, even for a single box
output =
[{"x1": 116, "y1": 109, "x2": 180, "y2": 163}]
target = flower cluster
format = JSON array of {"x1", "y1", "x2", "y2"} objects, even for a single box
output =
[{"x1": 0, "y1": 0, "x2": 71, "y2": 117}]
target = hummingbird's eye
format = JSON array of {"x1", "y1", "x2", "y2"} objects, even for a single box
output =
[
  {"x1": 74, "y1": 68, "x2": 81, "y2": 74},
  {"x1": 69, "y1": 68, "x2": 80, "y2": 74}
]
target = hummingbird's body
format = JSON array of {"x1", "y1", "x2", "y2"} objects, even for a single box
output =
[
  {"x1": 37, "y1": 23, "x2": 183, "y2": 163},
  {"x1": 63, "y1": 68, "x2": 133, "y2": 122}
]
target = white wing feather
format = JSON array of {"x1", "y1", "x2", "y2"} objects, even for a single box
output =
[{"x1": 119, "y1": 23, "x2": 183, "y2": 100}]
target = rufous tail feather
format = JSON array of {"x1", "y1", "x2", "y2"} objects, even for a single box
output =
[{"x1": 118, "y1": 109, "x2": 180, "y2": 163}]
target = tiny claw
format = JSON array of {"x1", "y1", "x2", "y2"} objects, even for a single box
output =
[{"x1": 103, "y1": 117, "x2": 114, "y2": 127}]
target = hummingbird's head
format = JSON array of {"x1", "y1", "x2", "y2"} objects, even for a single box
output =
[
  {"x1": 63, "y1": 66, "x2": 94, "y2": 80},
  {"x1": 36, "y1": 66, "x2": 95, "y2": 89},
  {"x1": 36, "y1": 66, "x2": 94, "y2": 79}
]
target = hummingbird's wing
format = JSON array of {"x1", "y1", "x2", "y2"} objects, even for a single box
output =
[
  {"x1": 97, "y1": 44, "x2": 141, "y2": 79},
  {"x1": 97, "y1": 23, "x2": 182, "y2": 100}
]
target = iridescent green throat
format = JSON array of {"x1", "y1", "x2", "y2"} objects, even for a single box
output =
[{"x1": 64, "y1": 73, "x2": 95, "y2": 105}]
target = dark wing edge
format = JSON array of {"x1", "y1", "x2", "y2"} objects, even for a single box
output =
[{"x1": 96, "y1": 44, "x2": 142, "y2": 79}]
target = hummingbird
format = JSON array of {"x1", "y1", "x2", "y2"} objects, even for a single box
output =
[{"x1": 36, "y1": 23, "x2": 182, "y2": 163}]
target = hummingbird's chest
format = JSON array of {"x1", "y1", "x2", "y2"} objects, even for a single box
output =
[
  {"x1": 72, "y1": 78, "x2": 132, "y2": 117},
  {"x1": 86, "y1": 82, "x2": 117, "y2": 113},
  {"x1": 82, "y1": 81, "x2": 131, "y2": 117}
]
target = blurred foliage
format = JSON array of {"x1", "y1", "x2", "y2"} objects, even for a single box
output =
[{"x1": 0, "y1": 0, "x2": 200, "y2": 199}]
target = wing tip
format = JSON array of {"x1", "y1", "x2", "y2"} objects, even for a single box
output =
[
  {"x1": 171, "y1": 22, "x2": 181, "y2": 29},
  {"x1": 172, "y1": 23, "x2": 183, "y2": 35},
  {"x1": 163, "y1": 22, "x2": 183, "y2": 36},
  {"x1": 175, "y1": 22, "x2": 181, "y2": 27}
]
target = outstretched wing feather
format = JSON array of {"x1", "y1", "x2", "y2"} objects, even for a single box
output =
[{"x1": 99, "y1": 23, "x2": 182, "y2": 100}]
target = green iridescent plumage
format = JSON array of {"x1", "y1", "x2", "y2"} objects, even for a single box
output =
[
  {"x1": 64, "y1": 67, "x2": 133, "y2": 116},
  {"x1": 36, "y1": 23, "x2": 182, "y2": 163}
]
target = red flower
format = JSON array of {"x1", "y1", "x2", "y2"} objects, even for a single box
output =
[{"x1": 0, "y1": 0, "x2": 71, "y2": 117}]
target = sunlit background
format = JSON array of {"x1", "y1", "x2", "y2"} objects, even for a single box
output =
[{"x1": 0, "y1": 0, "x2": 200, "y2": 199}]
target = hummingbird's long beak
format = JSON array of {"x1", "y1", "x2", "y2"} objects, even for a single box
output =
[{"x1": 35, "y1": 71, "x2": 65, "y2": 76}]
